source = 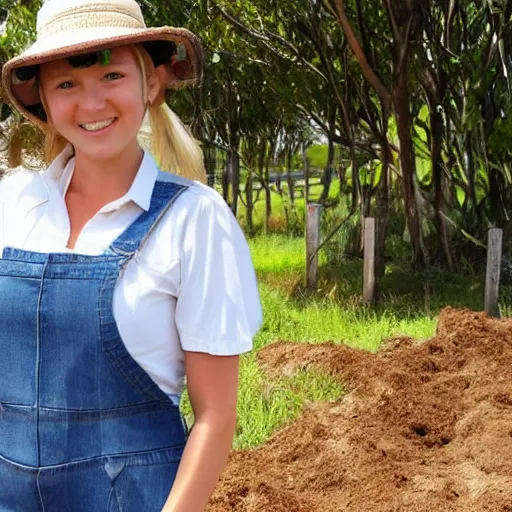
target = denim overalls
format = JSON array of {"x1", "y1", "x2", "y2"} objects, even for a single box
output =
[{"x1": 0, "y1": 180, "x2": 189, "y2": 512}]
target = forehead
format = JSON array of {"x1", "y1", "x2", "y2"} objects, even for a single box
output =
[{"x1": 40, "y1": 45, "x2": 139, "y2": 77}]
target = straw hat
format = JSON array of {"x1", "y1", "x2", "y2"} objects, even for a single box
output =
[{"x1": 1, "y1": 0, "x2": 204, "y2": 128}]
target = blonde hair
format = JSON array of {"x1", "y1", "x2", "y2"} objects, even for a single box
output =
[
  {"x1": 44, "y1": 127, "x2": 68, "y2": 162},
  {"x1": 43, "y1": 44, "x2": 206, "y2": 183}
]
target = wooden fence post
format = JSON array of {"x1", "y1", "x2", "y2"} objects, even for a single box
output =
[
  {"x1": 484, "y1": 228, "x2": 503, "y2": 318},
  {"x1": 363, "y1": 217, "x2": 376, "y2": 304},
  {"x1": 306, "y1": 203, "x2": 322, "y2": 289}
]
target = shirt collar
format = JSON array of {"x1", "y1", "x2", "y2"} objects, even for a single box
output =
[
  {"x1": 43, "y1": 145, "x2": 159, "y2": 213},
  {"x1": 126, "y1": 150, "x2": 158, "y2": 212}
]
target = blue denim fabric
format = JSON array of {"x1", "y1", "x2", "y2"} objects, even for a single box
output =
[{"x1": 0, "y1": 180, "x2": 189, "y2": 511}]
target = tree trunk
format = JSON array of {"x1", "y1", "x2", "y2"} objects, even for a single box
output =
[
  {"x1": 264, "y1": 169, "x2": 271, "y2": 233},
  {"x1": 375, "y1": 118, "x2": 391, "y2": 280},
  {"x1": 320, "y1": 134, "x2": 335, "y2": 203},
  {"x1": 465, "y1": 134, "x2": 480, "y2": 223},
  {"x1": 286, "y1": 154, "x2": 295, "y2": 209},
  {"x1": 394, "y1": 69, "x2": 425, "y2": 266},
  {"x1": 303, "y1": 143, "x2": 310, "y2": 204},
  {"x1": 361, "y1": 185, "x2": 371, "y2": 217},
  {"x1": 204, "y1": 145, "x2": 216, "y2": 188},
  {"x1": 489, "y1": 169, "x2": 506, "y2": 226},
  {"x1": 350, "y1": 135, "x2": 360, "y2": 213},
  {"x1": 245, "y1": 165, "x2": 254, "y2": 234},
  {"x1": 285, "y1": 148, "x2": 294, "y2": 206},
  {"x1": 431, "y1": 106, "x2": 453, "y2": 270},
  {"x1": 320, "y1": 104, "x2": 337, "y2": 203},
  {"x1": 262, "y1": 143, "x2": 272, "y2": 233},
  {"x1": 228, "y1": 150, "x2": 240, "y2": 216},
  {"x1": 287, "y1": 167, "x2": 295, "y2": 206},
  {"x1": 221, "y1": 156, "x2": 229, "y2": 202},
  {"x1": 338, "y1": 161, "x2": 346, "y2": 196}
]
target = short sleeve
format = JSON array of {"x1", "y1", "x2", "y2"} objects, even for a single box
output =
[{"x1": 174, "y1": 187, "x2": 262, "y2": 355}]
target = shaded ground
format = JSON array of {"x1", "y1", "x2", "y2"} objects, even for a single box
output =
[{"x1": 208, "y1": 308, "x2": 512, "y2": 511}]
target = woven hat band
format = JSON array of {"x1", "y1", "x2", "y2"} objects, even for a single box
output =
[{"x1": 38, "y1": 5, "x2": 145, "y2": 39}]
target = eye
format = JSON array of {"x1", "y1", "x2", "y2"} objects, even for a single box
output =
[
  {"x1": 57, "y1": 81, "x2": 74, "y2": 90},
  {"x1": 105, "y1": 72, "x2": 123, "y2": 81}
]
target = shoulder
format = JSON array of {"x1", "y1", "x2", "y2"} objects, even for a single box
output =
[
  {"x1": 144, "y1": 174, "x2": 244, "y2": 267},
  {"x1": 136, "y1": 176, "x2": 241, "y2": 289},
  {"x1": 182, "y1": 182, "x2": 231, "y2": 215},
  {"x1": 0, "y1": 168, "x2": 46, "y2": 203},
  {"x1": 156, "y1": 172, "x2": 233, "y2": 223},
  {"x1": 0, "y1": 145, "x2": 72, "y2": 200},
  {"x1": 0, "y1": 168, "x2": 43, "y2": 190}
]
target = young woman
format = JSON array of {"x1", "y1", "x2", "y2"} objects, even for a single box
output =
[{"x1": 0, "y1": 1, "x2": 261, "y2": 511}]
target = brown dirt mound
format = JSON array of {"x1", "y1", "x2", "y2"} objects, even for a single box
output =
[{"x1": 207, "y1": 308, "x2": 512, "y2": 512}]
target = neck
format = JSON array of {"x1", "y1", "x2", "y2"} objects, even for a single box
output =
[{"x1": 70, "y1": 144, "x2": 144, "y2": 203}]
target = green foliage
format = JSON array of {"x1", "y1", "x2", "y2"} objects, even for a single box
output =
[
  {"x1": 305, "y1": 143, "x2": 342, "y2": 169},
  {"x1": 0, "y1": 1, "x2": 40, "y2": 59},
  {"x1": 2, "y1": 0, "x2": 512, "y2": 264},
  {"x1": 488, "y1": 116, "x2": 512, "y2": 164}
]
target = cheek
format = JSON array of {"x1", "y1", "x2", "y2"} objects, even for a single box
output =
[
  {"x1": 43, "y1": 94, "x2": 73, "y2": 128},
  {"x1": 118, "y1": 89, "x2": 146, "y2": 123}
]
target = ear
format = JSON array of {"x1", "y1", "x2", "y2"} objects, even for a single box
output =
[{"x1": 147, "y1": 64, "x2": 168, "y2": 106}]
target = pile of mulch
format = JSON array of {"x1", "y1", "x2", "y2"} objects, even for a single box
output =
[{"x1": 207, "y1": 308, "x2": 512, "y2": 512}]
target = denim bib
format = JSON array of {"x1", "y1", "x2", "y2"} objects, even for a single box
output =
[{"x1": 0, "y1": 180, "x2": 189, "y2": 512}]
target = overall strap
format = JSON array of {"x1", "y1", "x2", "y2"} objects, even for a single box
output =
[{"x1": 109, "y1": 179, "x2": 189, "y2": 256}]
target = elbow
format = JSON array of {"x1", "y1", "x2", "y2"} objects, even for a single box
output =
[{"x1": 193, "y1": 407, "x2": 237, "y2": 438}]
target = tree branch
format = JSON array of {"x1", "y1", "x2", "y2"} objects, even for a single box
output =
[
  {"x1": 216, "y1": 5, "x2": 329, "y2": 82},
  {"x1": 382, "y1": 0, "x2": 400, "y2": 42},
  {"x1": 330, "y1": 0, "x2": 392, "y2": 107}
]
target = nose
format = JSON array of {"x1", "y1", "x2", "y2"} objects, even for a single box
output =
[{"x1": 79, "y1": 81, "x2": 108, "y2": 112}]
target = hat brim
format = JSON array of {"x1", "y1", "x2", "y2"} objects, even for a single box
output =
[{"x1": 1, "y1": 26, "x2": 204, "y2": 128}]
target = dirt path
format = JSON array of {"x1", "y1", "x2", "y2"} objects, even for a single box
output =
[{"x1": 208, "y1": 308, "x2": 512, "y2": 511}]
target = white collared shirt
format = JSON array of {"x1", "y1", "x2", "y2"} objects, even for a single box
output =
[{"x1": 0, "y1": 147, "x2": 262, "y2": 400}]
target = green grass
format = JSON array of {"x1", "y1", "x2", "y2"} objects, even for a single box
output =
[
  {"x1": 233, "y1": 355, "x2": 343, "y2": 449},
  {"x1": 248, "y1": 234, "x2": 325, "y2": 274},
  {"x1": 256, "y1": 282, "x2": 436, "y2": 352}
]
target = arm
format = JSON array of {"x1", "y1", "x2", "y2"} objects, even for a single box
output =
[{"x1": 162, "y1": 352, "x2": 240, "y2": 512}]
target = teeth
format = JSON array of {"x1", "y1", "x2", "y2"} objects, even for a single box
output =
[{"x1": 81, "y1": 119, "x2": 115, "y2": 131}]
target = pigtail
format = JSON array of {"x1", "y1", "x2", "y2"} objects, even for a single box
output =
[{"x1": 147, "y1": 101, "x2": 206, "y2": 183}]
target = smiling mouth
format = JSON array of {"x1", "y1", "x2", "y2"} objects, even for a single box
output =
[{"x1": 80, "y1": 118, "x2": 116, "y2": 132}]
